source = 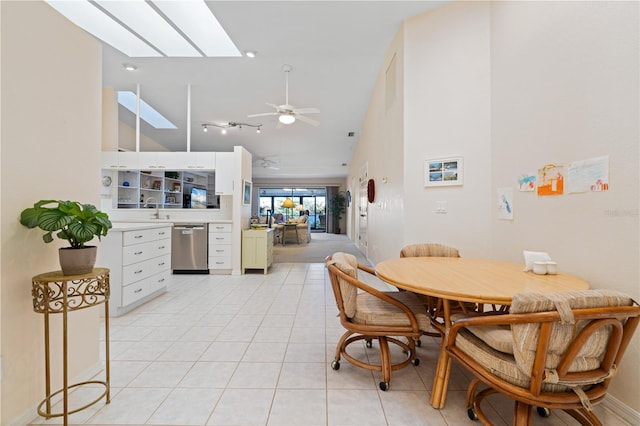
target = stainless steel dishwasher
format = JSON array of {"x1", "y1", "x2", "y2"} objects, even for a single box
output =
[{"x1": 171, "y1": 223, "x2": 208, "y2": 273}]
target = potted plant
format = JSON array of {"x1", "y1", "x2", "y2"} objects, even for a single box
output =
[
  {"x1": 20, "y1": 200, "x2": 112, "y2": 275},
  {"x1": 329, "y1": 191, "x2": 347, "y2": 234}
]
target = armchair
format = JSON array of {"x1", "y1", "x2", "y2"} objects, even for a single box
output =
[
  {"x1": 446, "y1": 289, "x2": 640, "y2": 425},
  {"x1": 326, "y1": 252, "x2": 430, "y2": 391}
]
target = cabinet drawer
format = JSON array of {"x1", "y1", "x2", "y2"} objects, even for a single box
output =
[
  {"x1": 209, "y1": 232, "x2": 231, "y2": 245},
  {"x1": 209, "y1": 223, "x2": 232, "y2": 233},
  {"x1": 147, "y1": 270, "x2": 170, "y2": 295},
  {"x1": 122, "y1": 254, "x2": 171, "y2": 285},
  {"x1": 208, "y1": 256, "x2": 232, "y2": 269},
  {"x1": 123, "y1": 239, "x2": 171, "y2": 265},
  {"x1": 123, "y1": 227, "x2": 171, "y2": 246},
  {"x1": 122, "y1": 271, "x2": 169, "y2": 306},
  {"x1": 121, "y1": 278, "x2": 148, "y2": 305},
  {"x1": 208, "y1": 244, "x2": 232, "y2": 257}
]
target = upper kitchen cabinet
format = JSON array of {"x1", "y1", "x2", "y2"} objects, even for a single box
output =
[
  {"x1": 184, "y1": 152, "x2": 216, "y2": 169},
  {"x1": 215, "y1": 152, "x2": 234, "y2": 195},
  {"x1": 101, "y1": 151, "x2": 140, "y2": 169}
]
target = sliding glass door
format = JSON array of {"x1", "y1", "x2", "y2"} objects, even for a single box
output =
[{"x1": 258, "y1": 188, "x2": 327, "y2": 231}]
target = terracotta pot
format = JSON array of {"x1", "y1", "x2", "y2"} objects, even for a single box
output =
[{"x1": 58, "y1": 246, "x2": 97, "y2": 276}]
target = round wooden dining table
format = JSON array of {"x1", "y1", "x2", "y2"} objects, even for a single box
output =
[{"x1": 375, "y1": 257, "x2": 589, "y2": 409}]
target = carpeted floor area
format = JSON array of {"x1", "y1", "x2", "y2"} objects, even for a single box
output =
[{"x1": 272, "y1": 232, "x2": 370, "y2": 265}]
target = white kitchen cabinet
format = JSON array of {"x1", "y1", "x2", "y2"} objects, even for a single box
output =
[
  {"x1": 184, "y1": 152, "x2": 216, "y2": 169},
  {"x1": 209, "y1": 223, "x2": 232, "y2": 273},
  {"x1": 242, "y1": 228, "x2": 274, "y2": 274},
  {"x1": 101, "y1": 151, "x2": 139, "y2": 169},
  {"x1": 137, "y1": 152, "x2": 168, "y2": 170},
  {"x1": 215, "y1": 152, "x2": 234, "y2": 195},
  {"x1": 98, "y1": 224, "x2": 171, "y2": 316},
  {"x1": 155, "y1": 152, "x2": 189, "y2": 169}
]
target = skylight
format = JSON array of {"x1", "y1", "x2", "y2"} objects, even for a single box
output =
[
  {"x1": 44, "y1": 0, "x2": 241, "y2": 58},
  {"x1": 117, "y1": 91, "x2": 177, "y2": 129}
]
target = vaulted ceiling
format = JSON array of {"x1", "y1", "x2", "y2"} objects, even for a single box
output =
[{"x1": 98, "y1": 1, "x2": 447, "y2": 178}]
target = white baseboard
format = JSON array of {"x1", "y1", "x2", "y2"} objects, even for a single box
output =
[
  {"x1": 602, "y1": 394, "x2": 640, "y2": 425},
  {"x1": 9, "y1": 362, "x2": 104, "y2": 426}
]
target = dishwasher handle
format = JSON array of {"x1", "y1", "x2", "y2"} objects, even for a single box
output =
[{"x1": 174, "y1": 225, "x2": 206, "y2": 230}]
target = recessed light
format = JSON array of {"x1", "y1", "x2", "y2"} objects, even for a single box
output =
[
  {"x1": 245, "y1": 51, "x2": 257, "y2": 58},
  {"x1": 123, "y1": 63, "x2": 137, "y2": 71}
]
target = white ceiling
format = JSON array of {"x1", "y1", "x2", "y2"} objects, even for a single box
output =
[{"x1": 100, "y1": 1, "x2": 447, "y2": 179}]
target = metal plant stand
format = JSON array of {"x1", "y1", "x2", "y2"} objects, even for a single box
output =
[{"x1": 32, "y1": 268, "x2": 111, "y2": 425}]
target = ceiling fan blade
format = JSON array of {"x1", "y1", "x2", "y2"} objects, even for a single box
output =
[
  {"x1": 292, "y1": 107, "x2": 320, "y2": 114},
  {"x1": 248, "y1": 112, "x2": 278, "y2": 118},
  {"x1": 296, "y1": 114, "x2": 320, "y2": 126},
  {"x1": 265, "y1": 103, "x2": 281, "y2": 110}
]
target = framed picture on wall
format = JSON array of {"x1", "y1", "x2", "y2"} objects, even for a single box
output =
[
  {"x1": 424, "y1": 157, "x2": 463, "y2": 187},
  {"x1": 243, "y1": 180, "x2": 252, "y2": 205}
]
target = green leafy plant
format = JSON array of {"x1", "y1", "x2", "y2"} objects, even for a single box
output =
[
  {"x1": 329, "y1": 191, "x2": 347, "y2": 233},
  {"x1": 20, "y1": 200, "x2": 112, "y2": 248}
]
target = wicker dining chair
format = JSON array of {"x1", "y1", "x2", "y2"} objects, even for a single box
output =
[
  {"x1": 325, "y1": 252, "x2": 430, "y2": 391},
  {"x1": 399, "y1": 243, "x2": 470, "y2": 337},
  {"x1": 446, "y1": 289, "x2": 640, "y2": 426}
]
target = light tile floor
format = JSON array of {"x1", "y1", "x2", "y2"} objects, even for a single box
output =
[{"x1": 31, "y1": 263, "x2": 632, "y2": 425}]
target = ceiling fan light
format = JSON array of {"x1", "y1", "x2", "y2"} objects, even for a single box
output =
[{"x1": 279, "y1": 114, "x2": 295, "y2": 125}]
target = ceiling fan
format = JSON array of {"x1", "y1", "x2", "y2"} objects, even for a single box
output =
[
  {"x1": 254, "y1": 157, "x2": 280, "y2": 170},
  {"x1": 248, "y1": 64, "x2": 320, "y2": 127}
]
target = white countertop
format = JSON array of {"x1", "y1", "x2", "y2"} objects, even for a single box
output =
[{"x1": 111, "y1": 220, "x2": 232, "y2": 231}]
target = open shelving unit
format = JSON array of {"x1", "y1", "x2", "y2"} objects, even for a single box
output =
[{"x1": 116, "y1": 170, "x2": 212, "y2": 209}]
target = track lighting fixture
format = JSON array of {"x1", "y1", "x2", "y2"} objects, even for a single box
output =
[{"x1": 202, "y1": 122, "x2": 262, "y2": 134}]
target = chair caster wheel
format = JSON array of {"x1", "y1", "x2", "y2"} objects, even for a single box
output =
[
  {"x1": 467, "y1": 408, "x2": 479, "y2": 421},
  {"x1": 379, "y1": 381, "x2": 389, "y2": 391},
  {"x1": 365, "y1": 339, "x2": 373, "y2": 349},
  {"x1": 416, "y1": 339, "x2": 422, "y2": 347},
  {"x1": 412, "y1": 358, "x2": 420, "y2": 366},
  {"x1": 536, "y1": 406, "x2": 551, "y2": 417},
  {"x1": 331, "y1": 360, "x2": 340, "y2": 370}
]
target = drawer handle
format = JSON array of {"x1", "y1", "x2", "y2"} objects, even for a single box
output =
[
  {"x1": 134, "y1": 235, "x2": 143, "y2": 239},
  {"x1": 134, "y1": 288, "x2": 143, "y2": 293},
  {"x1": 158, "y1": 246, "x2": 165, "y2": 249},
  {"x1": 216, "y1": 237, "x2": 224, "y2": 240},
  {"x1": 158, "y1": 278, "x2": 165, "y2": 283},
  {"x1": 216, "y1": 261, "x2": 225, "y2": 265},
  {"x1": 134, "y1": 269, "x2": 143, "y2": 274},
  {"x1": 158, "y1": 232, "x2": 165, "y2": 235},
  {"x1": 134, "y1": 251, "x2": 143, "y2": 255},
  {"x1": 158, "y1": 262, "x2": 165, "y2": 266},
  {"x1": 215, "y1": 226, "x2": 224, "y2": 229},
  {"x1": 216, "y1": 249, "x2": 224, "y2": 253}
]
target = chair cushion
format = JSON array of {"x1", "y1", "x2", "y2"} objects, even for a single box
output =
[
  {"x1": 328, "y1": 252, "x2": 359, "y2": 318},
  {"x1": 455, "y1": 328, "x2": 572, "y2": 393},
  {"x1": 401, "y1": 243, "x2": 460, "y2": 258},
  {"x1": 353, "y1": 291, "x2": 431, "y2": 331},
  {"x1": 451, "y1": 313, "x2": 514, "y2": 354},
  {"x1": 510, "y1": 290, "x2": 634, "y2": 376}
]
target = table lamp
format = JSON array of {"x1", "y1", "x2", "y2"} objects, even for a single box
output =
[{"x1": 282, "y1": 197, "x2": 295, "y2": 221}]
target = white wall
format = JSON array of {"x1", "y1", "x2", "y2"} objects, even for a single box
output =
[
  {"x1": 351, "y1": 0, "x2": 638, "y2": 414},
  {"x1": 489, "y1": 0, "x2": 639, "y2": 412},
  {"x1": 1, "y1": 1, "x2": 103, "y2": 423},
  {"x1": 403, "y1": 1, "x2": 492, "y2": 258},
  {"x1": 348, "y1": 26, "x2": 406, "y2": 262}
]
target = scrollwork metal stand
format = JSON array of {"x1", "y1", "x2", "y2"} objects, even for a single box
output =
[{"x1": 32, "y1": 268, "x2": 111, "y2": 425}]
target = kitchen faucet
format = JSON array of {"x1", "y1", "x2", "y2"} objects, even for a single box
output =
[{"x1": 144, "y1": 197, "x2": 160, "y2": 219}]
